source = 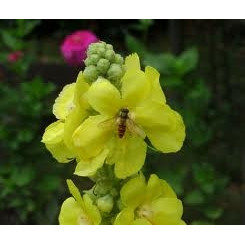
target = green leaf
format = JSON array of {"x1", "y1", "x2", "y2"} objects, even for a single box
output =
[
  {"x1": 9, "y1": 197, "x2": 23, "y2": 208},
  {"x1": 17, "y1": 129, "x2": 34, "y2": 143},
  {"x1": 192, "y1": 163, "x2": 215, "y2": 194},
  {"x1": 15, "y1": 20, "x2": 40, "y2": 37},
  {"x1": 0, "y1": 52, "x2": 7, "y2": 62},
  {"x1": 144, "y1": 53, "x2": 177, "y2": 74},
  {"x1": 186, "y1": 79, "x2": 211, "y2": 111},
  {"x1": 161, "y1": 76, "x2": 182, "y2": 88},
  {"x1": 176, "y1": 47, "x2": 198, "y2": 75},
  {"x1": 37, "y1": 175, "x2": 60, "y2": 192},
  {"x1": 184, "y1": 189, "x2": 205, "y2": 205},
  {"x1": 204, "y1": 207, "x2": 224, "y2": 220},
  {"x1": 0, "y1": 30, "x2": 22, "y2": 50},
  {"x1": 191, "y1": 220, "x2": 214, "y2": 225},
  {"x1": 23, "y1": 20, "x2": 41, "y2": 36},
  {"x1": 11, "y1": 167, "x2": 36, "y2": 187},
  {"x1": 139, "y1": 19, "x2": 154, "y2": 28},
  {"x1": 125, "y1": 35, "x2": 147, "y2": 58}
]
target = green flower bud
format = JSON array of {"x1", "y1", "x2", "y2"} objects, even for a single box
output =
[
  {"x1": 107, "y1": 64, "x2": 123, "y2": 82},
  {"x1": 83, "y1": 65, "x2": 98, "y2": 82},
  {"x1": 97, "y1": 58, "x2": 110, "y2": 74},
  {"x1": 97, "y1": 47, "x2": 106, "y2": 57},
  {"x1": 104, "y1": 50, "x2": 115, "y2": 62},
  {"x1": 94, "y1": 183, "x2": 108, "y2": 196},
  {"x1": 87, "y1": 45, "x2": 98, "y2": 56},
  {"x1": 97, "y1": 194, "x2": 114, "y2": 213},
  {"x1": 106, "y1": 44, "x2": 113, "y2": 50},
  {"x1": 85, "y1": 41, "x2": 125, "y2": 83},
  {"x1": 96, "y1": 42, "x2": 106, "y2": 49},
  {"x1": 84, "y1": 54, "x2": 100, "y2": 66},
  {"x1": 114, "y1": 54, "x2": 124, "y2": 65}
]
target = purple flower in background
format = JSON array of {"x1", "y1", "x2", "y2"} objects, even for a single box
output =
[{"x1": 61, "y1": 30, "x2": 98, "y2": 66}]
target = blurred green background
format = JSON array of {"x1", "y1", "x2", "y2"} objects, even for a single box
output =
[{"x1": 0, "y1": 20, "x2": 244, "y2": 225}]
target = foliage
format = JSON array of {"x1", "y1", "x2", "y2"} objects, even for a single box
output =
[
  {"x1": 125, "y1": 28, "x2": 230, "y2": 225},
  {"x1": 0, "y1": 20, "x2": 68, "y2": 224},
  {"x1": 0, "y1": 78, "x2": 66, "y2": 224},
  {"x1": 0, "y1": 20, "x2": 40, "y2": 76}
]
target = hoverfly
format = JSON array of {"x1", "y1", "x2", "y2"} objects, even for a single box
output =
[{"x1": 99, "y1": 107, "x2": 145, "y2": 139}]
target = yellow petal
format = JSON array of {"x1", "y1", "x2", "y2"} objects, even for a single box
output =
[
  {"x1": 151, "y1": 198, "x2": 183, "y2": 225},
  {"x1": 73, "y1": 71, "x2": 90, "y2": 109},
  {"x1": 120, "y1": 174, "x2": 146, "y2": 208},
  {"x1": 72, "y1": 115, "x2": 113, "y2": 159},
  {"x1": 87, "y1": 78, "x2": 121, "y2": 116},
  {"x1": 160, "y1": 179, "x2": 177, "y2": 198},
  {"x1": 114, "y1": 208, "x2": 135, "y2": 225},
  {"x1": 178, "y1": 220, "x2": 186, "y2": 225},
  {"x1": 132, "y1": 218, "x2": 152, "y2": 225},
  {"x1": 41, "y1": 121, "x2": 64, "y2": 145},
  {"x1": 113, "y1": 134, "x2": 147, "y2": 179},
  {"x1": 45, "y1": 141, "x2": 75, "y2": 163},
  {"x1": 134, "y1": 102, "x2": 185, "y2": 153},
  {"x1": 144, "y1": 174, "x2": 163, "y2": 203},
  {"x1": 66, "y1": 179, "x2": 85, "y2": 208},
  {"x1": 121, "y1": 69, "x2": 150, "y2": 109},
  {"x1": 145, "y1": 66, "x2": 166, "y2": 104},
  {"x1": 42, "y1": 121, "x2": 75, "y2": 163},
  {"x1": 64, "y1": 107, "x2": 88, "y2": 150},
  {"x1": 74, "y1": 148, "x2": 109, "y2": 176},
  {"x1": 58, "y1": 197, "x2": 83, "y2": 225},
  {"x1": 83, "y1": 194, "x2": 101, "y2": 225},
  {"x1": 125, "y1": 53, "x2": 140, "y2": 71},
  {"x1": 53, "y1": 83, "x2": 76, "y2": 120}
]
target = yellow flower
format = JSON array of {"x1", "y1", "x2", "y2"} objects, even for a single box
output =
[
  {"x1": 59, "y1": 179, "x2": 101, "y2": 225},
  {"x1": 72, "y1": 54, "x2": 185, "y2": 178},
  {"x1": 41, "y1": 72, "x2": 90, "y2": 163},
  {"x1": 114, "y1": 174, "x2": 186, "y2": 225}
]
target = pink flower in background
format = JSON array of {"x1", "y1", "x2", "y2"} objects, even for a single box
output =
[
  {"x1": 8, "y1": 51, "x2": 24, "y2": 63},
  {"x1": 61, "y1": 30, "x2": 98, "y2": 66}
]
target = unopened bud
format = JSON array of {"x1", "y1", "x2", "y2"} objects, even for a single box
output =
[
  {"x1": 114, "y1": 54, "x2": 124, "y2": 65},
  {"x1": 85, "y1": 41, "x2": 125, "y2": 83},
  {"x1": 97, "y1": 58, "x2": 110, "y2": 74},
  {"x1": 104, "y1": 50, "x2": 115, "y2": 62},
  {"x1": 107, "y1": 64, "x2": 123, "y2": 82},
  {"x1": 106, "y1": 44, "x2": 113, "y2": 50},
  {"x1": 83, "y1": 65, "x2": 98, "y2": 82},
  {"x1": 84, "y1": 54, "x2": 100, "y2": 66},
  {"x1": 97, "y1": 47, "x2": 106, "y2": 56},
  {"x1": 97, "y1": 195, "x2": 114, "y2": 213}
]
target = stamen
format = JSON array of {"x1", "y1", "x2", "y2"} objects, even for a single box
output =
[
  {"x1": 136, "y1": 204, "x2": 153, "y2": 223},
  {"x1": 78, "y1": 213, "x2": 92, "y2": 225}
]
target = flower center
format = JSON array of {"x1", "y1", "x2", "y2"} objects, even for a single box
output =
[
  {"x1": 78, "y1": 213, "x2": 92, "y2": 225},
  {"x1": 136, "y1": 204, "x2": 153, "y2": 223}
]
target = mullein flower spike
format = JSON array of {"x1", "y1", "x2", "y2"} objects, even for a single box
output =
[{"x1": 41, "y1": 41, "x2": 186, "y2": 225}]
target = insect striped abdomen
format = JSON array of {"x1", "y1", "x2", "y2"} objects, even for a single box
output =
[
  {"x1": 118, "y1": 124, "x2": 126, "y2": 138},
  {"x1": 117, "y1": 108, "x2": 129, "y2": 138}
]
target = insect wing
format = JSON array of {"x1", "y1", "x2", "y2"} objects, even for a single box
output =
[
  {"x1": 98, "y1": 117, "x2": 116, "y2": 130},
  {"x1": 126, "y1": 119, "x2": 146, "y2": 138}
]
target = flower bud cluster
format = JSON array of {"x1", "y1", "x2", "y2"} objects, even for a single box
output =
[{"x1": 83, "y1": 42, "x2": 124, "y2": 83}]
